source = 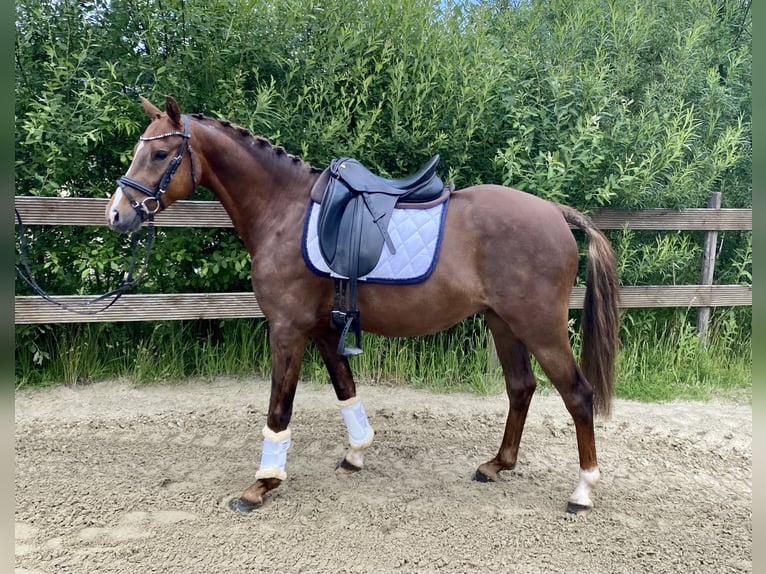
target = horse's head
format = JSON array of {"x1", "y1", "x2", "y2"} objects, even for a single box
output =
[{"x1": 106, "y1": 96, "x2": 197, "y2": 233}]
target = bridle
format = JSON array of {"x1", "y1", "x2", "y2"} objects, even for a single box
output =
[
  {"x1": 14, "y1": 115, "x2": 198, "y2": 315},
  {"x1": 117, "y1": 114, "x2": 197, "y2": 217}
]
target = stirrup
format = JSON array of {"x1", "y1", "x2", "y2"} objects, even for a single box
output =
[{"x1": 337, "y1": 312, "x2": 363, "y2": 357}]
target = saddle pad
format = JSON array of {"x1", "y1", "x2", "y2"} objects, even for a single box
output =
[{"x1": 302, "y1": 198, "x2": 449, "y2": 284}]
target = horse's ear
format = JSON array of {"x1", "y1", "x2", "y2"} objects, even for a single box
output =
[
  {"x1": 164, "y1": 96, "x2": 183, "y2": 128},
  {"x1": 140, "y1": 96, "x2": 162, "y2": 120}
]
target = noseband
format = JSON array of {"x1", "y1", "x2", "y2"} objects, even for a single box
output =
[{"x1": 117, "y1": 114, "x2": 197, "y2": 216}]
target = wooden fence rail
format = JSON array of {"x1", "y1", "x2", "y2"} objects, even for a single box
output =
[
  {"x1": 14, "y1": 196, "x2": 752, "y2": 325},
  {"x1": 14, "y1": 196, "x2": 754, "y2": 230}
]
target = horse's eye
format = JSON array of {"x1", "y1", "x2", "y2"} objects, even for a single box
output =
[{"x1": 154, "y1": 150, "x2": 169, "y2": 161}]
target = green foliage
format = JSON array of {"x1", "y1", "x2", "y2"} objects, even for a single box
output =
[
  {"x1": 15, "y1": 0, "x2": 751, "y2": 390},
  {"x1": 616, "y1": 309, "x2": 751, "y2": 403},
  {"x1": 15, "y1": 316, "x2": 750, "y2": 405},
  {"x1": 14, "y1": 319, "x2": 273, "y2": 387},
  {"x1": 491, "y1": 0, "x2": 751, "y2": 211},
  {"x1": 613, "y1": 228, "x2": 702, "y2": 286}
]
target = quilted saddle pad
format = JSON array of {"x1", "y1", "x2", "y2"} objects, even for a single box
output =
[{"x1": 301, "y1": 198, "x2": 449, "y2": 284}]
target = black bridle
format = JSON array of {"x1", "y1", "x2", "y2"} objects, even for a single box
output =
[
  {"x1": 15, "y1": 115, "x2": 197, "y2": 315},
  {"x1": 117, "y1": 114, "x2": 196, "y2": 216}
]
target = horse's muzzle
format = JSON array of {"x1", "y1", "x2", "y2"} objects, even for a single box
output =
[{"x1": 106, "y1": 190, "x2": 144, "y2": 234}]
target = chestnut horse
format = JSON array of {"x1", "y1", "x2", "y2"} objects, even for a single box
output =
[{"x1": 106, "y1": 96, "x2": 620, "y2": 515}]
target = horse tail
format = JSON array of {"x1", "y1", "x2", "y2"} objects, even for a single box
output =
[{"x1": 558, "y1": 205, "x2": 620, "y2": 418}]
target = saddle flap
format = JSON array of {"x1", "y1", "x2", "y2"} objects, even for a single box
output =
[
  {"x1": 319, "y1": 189, "x2": 396, "y2": 278},
  {"x1": 316, "y1": 177, "x2": 349, "y2": 264},
  {"x1": 332, "y1": 195, "x2": 390, "y2": 277}
]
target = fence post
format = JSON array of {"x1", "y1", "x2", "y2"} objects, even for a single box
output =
[{"x1": 696, "y1": 192, "x2": 722, "y2": 345}]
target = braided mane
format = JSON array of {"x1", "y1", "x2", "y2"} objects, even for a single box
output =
[{"x1": 190, "y1": 113, "x2": 322, "y2": 174}]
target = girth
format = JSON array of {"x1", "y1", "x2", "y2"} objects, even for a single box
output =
[{"x1": 311, "y1": 155, "x2": 447, "y2": 356}]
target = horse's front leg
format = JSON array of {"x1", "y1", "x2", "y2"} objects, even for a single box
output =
[
  {"x1": 229, "y1": 325, "x2": 308, "y2": 513},
  {"x1": 313, "y1": 330, "x2": 374, "y2": 474}
]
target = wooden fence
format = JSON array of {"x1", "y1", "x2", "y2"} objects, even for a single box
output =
[{"x1": 14, "y1": 196, "x2": 752, "y2": 334}]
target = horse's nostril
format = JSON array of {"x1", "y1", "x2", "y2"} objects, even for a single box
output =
[{"x1": 110, "y1": 210, "x2": 119, "y2": 224}]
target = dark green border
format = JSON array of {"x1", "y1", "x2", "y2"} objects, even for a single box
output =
[
  {"x1": 751, "y1": 0, "x2": 761, "y2": 570},
  {"x1": 5, "y1": 0, "x2": 16, "y2": 568}
]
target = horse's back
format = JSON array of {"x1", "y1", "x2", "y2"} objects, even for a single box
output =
[{"x1": 450, "y1": 183, "x2": 576, "y2": 253}]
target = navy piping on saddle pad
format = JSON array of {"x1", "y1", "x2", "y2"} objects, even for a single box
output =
[{"x1": 300, "y1": 196, "x2": 450, "y2": 285}]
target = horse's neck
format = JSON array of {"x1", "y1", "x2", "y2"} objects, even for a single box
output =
[{"x1": 196, "y1": 127, "x2": 318, "y2": 253}]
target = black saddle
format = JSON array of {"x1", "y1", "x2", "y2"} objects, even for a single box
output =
[
  {"x1": 332, "y1": 155, "x2": 443, "y2": 201},
  {"x1": 311, "y1": 155, "x2": 447, "y2": 356}
]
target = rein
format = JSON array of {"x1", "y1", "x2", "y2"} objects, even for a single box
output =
[
  {"x1": 14, "y1": 208, "x2": 156, "y2": 315},
  {"x1": 15, "y1": 114, "x2": 197, "y2": 315}
]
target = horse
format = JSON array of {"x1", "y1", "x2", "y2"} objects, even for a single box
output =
[{"x1": 106, "y1": 96, "x2": 620, "y2": 515}]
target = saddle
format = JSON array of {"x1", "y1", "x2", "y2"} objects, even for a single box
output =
[{"x1": 311, "y1": 155, "x2": 447, "y2": 356}]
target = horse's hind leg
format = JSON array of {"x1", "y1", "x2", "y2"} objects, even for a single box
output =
[
  {"x1": 475, "y1": 311, "x2": 536, "y2": 482},
  {"x1": 312, "y1": 329, "x2": 374, "y2": 473},
  {"x1": 528, "y1": 334, "x2": 601, "y2": 515}
]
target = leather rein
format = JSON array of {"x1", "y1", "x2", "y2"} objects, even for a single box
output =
[{"x1": 15, "y1": 115, "x2": 197, "y2": 315}]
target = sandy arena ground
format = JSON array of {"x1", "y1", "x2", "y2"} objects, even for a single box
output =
[{"x1": 15, "y1": 378, "x2": 751, "y2": 573}]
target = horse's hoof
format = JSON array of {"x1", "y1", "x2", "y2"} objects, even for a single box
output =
[
  {"x1": 335, "y1": 458, "x2": 363, "y2": 475},
  {"x1": 565, "y1": 502, "x2": 593, "y2": 516},
  {"x1": 473, "y1": 468, "x2": 496, "y2": 483},
  {"x1": 228, "y1": 497, "x2": 262, "y2": 513}
]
